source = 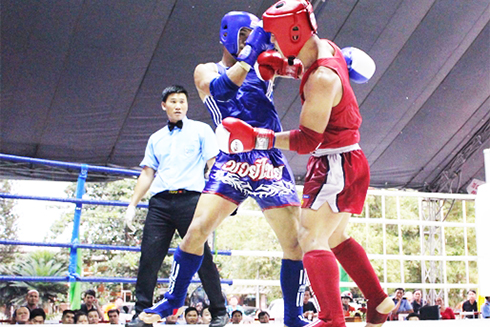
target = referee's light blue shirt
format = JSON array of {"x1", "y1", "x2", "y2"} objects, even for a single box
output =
[{"x1": 140, "y1": 116, "x2": 219, "y2": 195}]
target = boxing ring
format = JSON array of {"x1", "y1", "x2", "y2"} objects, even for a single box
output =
[{"x1": 1, "y1": 151, "x2": 489, "y2": 324}]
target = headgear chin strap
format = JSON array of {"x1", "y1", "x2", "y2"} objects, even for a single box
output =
[
  {"x1": 220, "y1": 11, "x2": 260, "y2": 58},
  {"x1": 263, "y1": 0, "x2": 317, "y2": 60}
]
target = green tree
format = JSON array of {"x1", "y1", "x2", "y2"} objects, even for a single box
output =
[
  {"x1": 46, "y1": 179, "x2": 145, "y2": 261},
  {"x1": 0, "y1": 180, "x2": 19, "y2": 264},
  {"x1": 0, "y1": 250, "x2": 69, "y2": 306},
  {"x1": 46, "y1": 179, "x2": 175, "y2": 303}
]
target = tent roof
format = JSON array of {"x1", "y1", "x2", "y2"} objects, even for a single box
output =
[{"x1": 2, "y1": 0, "x2": 489, "y2": 193}]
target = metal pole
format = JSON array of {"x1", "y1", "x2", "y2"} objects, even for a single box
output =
[
  {"x1": 484, "y1": 148, "x2": 490, "y2": 183},
  {"x1": 476, "y1": 149, "x2": 490, "y2": 297},
  {"x1": 68, "y1": 164, "x2": 88, "y2": 309}
]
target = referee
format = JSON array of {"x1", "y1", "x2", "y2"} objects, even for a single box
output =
[{"x1": 125, "y1": 85, "x2": 228, "y2": 327}]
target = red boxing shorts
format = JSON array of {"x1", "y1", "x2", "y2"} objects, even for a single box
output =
[{"x1": 301, "y1": 144, "x2": 369, "y2": 214}]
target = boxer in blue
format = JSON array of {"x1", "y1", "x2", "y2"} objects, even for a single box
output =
[{"x1": 139, "y1": 11, "x2": 308, "y2": 327}]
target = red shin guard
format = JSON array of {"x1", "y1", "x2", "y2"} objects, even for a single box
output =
[
  {"x1": 366, "y1": 307, "x2": 390, "y2": 325},
  {"x1": 303, "y1": 250, "x2": 345, "y2": 326},
  {"x1": 332, "y1": 238, "x2": 388, "y2": 323}
]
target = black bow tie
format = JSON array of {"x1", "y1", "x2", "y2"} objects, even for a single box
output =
[{"x1": 168, "y1": 120, "x2": 183, "y2": 131}]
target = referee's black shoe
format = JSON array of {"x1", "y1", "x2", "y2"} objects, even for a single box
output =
[
  {"x1": 209, "y1": 313, "x2": 229, "y2": 327},
  {"x1": 125, "y1": 317, "x2": 152, "y2": 327}
]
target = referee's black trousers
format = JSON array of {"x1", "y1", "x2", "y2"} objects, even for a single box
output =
[{"x1": 134, "y1": 191, "x2": 226, "y2": 317}]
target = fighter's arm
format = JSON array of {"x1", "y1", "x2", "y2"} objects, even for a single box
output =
[
  {"x1": 194, "y1": 62, "x2": 249, "y2": 101},
  {"x1": 216, "y1": 67, "x2": 342, "y2": 154},
  {"x1": 274, "y1": 66, "x2": 343, "y2": 152},
  {"x1": 194, "y1": 62, "x2": 219, "y2": 101}
]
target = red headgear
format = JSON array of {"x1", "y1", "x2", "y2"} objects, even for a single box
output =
[{"x1": 263, "y1": 0, "x2": 317, "y2": 59}]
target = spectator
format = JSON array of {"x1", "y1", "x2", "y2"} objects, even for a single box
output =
[
  {"x1": 81, "y1": 290, "x2": 104, "y2": 319},
  {"x1": 411, "y1": 289, "x2": 426, "y2": 314},
  {"x1": 404, "y1": 291, "x2": 413, "y2": 304},
  {"x1": 75, "y1": 312, "x2": 89, "y2": 324},
  {"x1": 28, "y1": 308, "x2": 45, "y2": 324},
  {"x1": 184, "y1": 307, "x2": 199, "y2": 325},
  {"x1": 462, "y1": 290, "x2": 479, "y2": 319},
  {"x1": 482, "y1": 297, "x2": 490, "y2": 319},
  {"x1": 11, "y1": 307, "x2": 30, "y2": 324},
  {"x1": 226, "y1": 297, "x2": 244, "y2": 317},
  {"x1": 61, "y1": 310, "x2": 76, "y2": 324},
  {"x1": 115, "y1": 297, "x2": 124, "y2": 311},
  {"x1": 435, "y1": 297, "x2": 455, "y2": 320},
  {"x1": 359, "y1": 303, "x2": 367, "y2": 319},
  {"x1": 164, "y1": 314, "x2": 179, "y2": 325},
  {"x1": 406, "y1": 313, "x2": 420, "y2": 321},
  {"x1": 454, "y1": 300, "x2": 463, "y2": 315},
  {"x1": 390, "y1": 288, "x2": 413, "y2": 320},
  {"x1": 340, "y1": 292, "x2": 355, "y2": 317},
  {"x1": 258, "y1": 311, "x2": 270, "y2": 323},
  {"x1": 231, "y1": 310, "x2": 242, "y2": 324},
  {"x1": 24, "y1": 290, "x2": 40, "y2": 312},
  {"x1": 108, "y1": 309, "x2": 120, "y2": 325},
  {"x1": 201, "y1": 307, "x2": 212, "y2": 325},
  {"x1": 88, "y1": 309, "x2": 100, "y2": 324},
  {"x1": 194, "y1": 302, "x2": 204, "y2": 317},
  {"x1": 302, "y1": 287, "x2": 317, "y2": 321}
]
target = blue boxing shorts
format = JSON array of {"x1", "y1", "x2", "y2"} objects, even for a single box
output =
[{"x1": 203, "y1": 148, "x2": 300, "y2": 210}]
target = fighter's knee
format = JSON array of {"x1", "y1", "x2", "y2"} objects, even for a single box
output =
[
  {"x1": 329, "y1": 232, "x2": 349, "y2": 248},
  {"x1": 281, "y1": 238, "x2": 302, "y2": 259},
  {"x1": 297, "y1": 224, "x2": 310, "y2": 250},
  {"x1": 186, "y1": 219, "x2": 212, "y2": 245}
]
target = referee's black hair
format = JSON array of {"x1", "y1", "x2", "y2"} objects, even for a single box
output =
[{"x1": 162, "y1": 85, "x2": 188, "y2": 102}]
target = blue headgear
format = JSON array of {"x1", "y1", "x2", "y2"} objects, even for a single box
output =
[{"x1": 220, "y1": 11, "x2": 260, "y2": 57}]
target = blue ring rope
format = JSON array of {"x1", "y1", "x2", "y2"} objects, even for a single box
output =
[
  {"x1": 0, "y1": 275, "x2": 233, "y2": 285},
  {"x1": 0, "y1": 153, "x2": 140, "y2": 176},
  {"x1": 0, "y1": 153, "x2": 235, "y2": 286},
  {"x1": 0, "y1": 239, "x2": 233, "y2": 255},
  {"x1": 0, "y1": 193, "x2": 148, "y2": 208}
]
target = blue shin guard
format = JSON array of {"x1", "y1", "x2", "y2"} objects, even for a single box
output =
[
  {"x1": 281, "y1": 259, "x2": 309, "y2": 327},
  {"x1": 144, "y1": 247, "x2": 203, "y2": 318}
]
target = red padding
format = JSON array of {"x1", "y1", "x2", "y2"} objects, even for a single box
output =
[{"x1": 289, "y1": 125, "x2": 323, "y2": 154}]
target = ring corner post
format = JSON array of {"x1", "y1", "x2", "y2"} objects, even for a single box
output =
[{"x1": 68, "y1": 164, "x2": 88, "y2": 310}]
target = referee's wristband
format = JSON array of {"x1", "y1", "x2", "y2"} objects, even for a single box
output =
[{"x1": 238, "y1": 60, "x2": 251, "y2": 72}]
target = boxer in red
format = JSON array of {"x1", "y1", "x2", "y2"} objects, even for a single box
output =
[{"x1": 221, "y1": 1, "x2": 393, "y2": 326}]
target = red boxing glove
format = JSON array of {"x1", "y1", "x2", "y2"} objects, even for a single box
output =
[
  {"x1": 216, "y1": 117, "x2": 274, "y2": 154},
  {"x1": 257, "y1": 50, "x2": 303, "y2": 80}
]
